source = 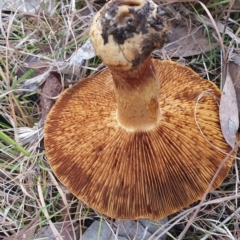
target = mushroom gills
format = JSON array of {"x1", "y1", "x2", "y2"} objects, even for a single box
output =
[{"x1": 44, "y1": 0, "x2": 237, "y2": 220}]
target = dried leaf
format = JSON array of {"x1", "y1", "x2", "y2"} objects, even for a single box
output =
[
  {"x1": 23, "y1": 61, "x2": 50, "y2": 70},
  {"x1": 160, "y1": 26, "x2": 219, "y2": 57},
  {"x1": 232, "y1": 54, "x2": 240, "y2": 66},
  {"x1": 15, "y1": 124, "x2": 44, "y2": 145},
  {"x1": 35, "y1": 222, "x2": 79, "y2": 240},
  {"x1": 69, "y1": 39, "x2": 96, "y2": 65},
  {"x1": 51, "y1": 39, "x2": 96, "y2": 75},
  {"x1": 39, "y1": 72, "x2": 62, "y2": 126},
  {"x1": 15, "y1": 73, "x2": 62, "y2": 151},
  {"x1": 0, "y1": 0, "x2": 55, "y2": 13},
  {"x1": 219, "y1": 71, "x2": 239, "y2": 149},
  {"x1": 19, "y1": 39, "x2": 96, "y2": 78},
  {"x1": 196, "y1": 15, "x2": 240, "y2": 45},
  {"x1": 18, "y1": 67, "x2": 53, "y2": 92},
  {"x1": 232, "y1": 1, "x2": 240, "y2": 10},
  {"x1": 229, "y1": 60, "x2": 240, "y2": 120},
  {"x1": 4, "y1": 214, "x2": 40, "y2": 240},
  {"x1": 37, "y1": 180, "x2": 62, "y2": 239}
]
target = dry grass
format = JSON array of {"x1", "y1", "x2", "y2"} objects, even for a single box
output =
[{"x1": 0, "y1": 0, "x2": 240, "y2": 239}]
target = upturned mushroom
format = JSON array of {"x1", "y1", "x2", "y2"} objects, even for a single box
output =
[{"x1": 44, "y1": 0, "x2": 236, "y2": 220}]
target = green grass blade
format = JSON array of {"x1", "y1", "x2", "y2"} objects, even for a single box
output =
[{"x1": 0, "y1": 130, "x2": 30, "y2": 156}]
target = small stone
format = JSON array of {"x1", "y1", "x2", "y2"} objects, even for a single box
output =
[
  {"x1": 139, "y1": 218, "x2": 168, "y2": 240},
  {"x1": 35, "y1": 222, "x2": 78, "y2": 240},
  {"x1": 82, "y1": 220, "x2": 127, "y2": 240},
  {"x1": 114, "y1": 220, "x2": 152, "y2": 240}
]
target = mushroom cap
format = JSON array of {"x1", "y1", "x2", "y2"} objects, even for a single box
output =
[
  {"x1": 44, "y1": 59, "x2": 235, "y2": 220},
  {"x1": 90, "y1": 0, "x2": 170, "y2": 70}
]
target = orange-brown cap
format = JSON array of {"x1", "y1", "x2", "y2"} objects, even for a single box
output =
[{"x1": 44, "y1": 0, "x2": 236, "y2": 220}]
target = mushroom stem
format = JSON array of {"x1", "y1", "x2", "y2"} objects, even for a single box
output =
[
  {"x1": 110, "y1": 56, "x2": 161, "y2": 132},
  {"x1": 90, "y1": 0, "x2": 170, "y2": 132}
]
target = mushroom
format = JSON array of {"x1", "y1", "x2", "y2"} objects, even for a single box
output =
[{"x1": 44, "y1": 0, "x2": 236, "y2": 220}]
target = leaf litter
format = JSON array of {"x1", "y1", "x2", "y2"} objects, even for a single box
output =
[
  {"x1": 219, "y1": 69, "x2": 239, "y2": 149},
  {"x1": 2, "y1": 214, "x2": 40, "y2": 240},
  {"x1": 229, "y1": 53, "x2": 240, "y2": 115},
  {"x1": 15, "y1": 71, "x2": 62, "y2": 147},
  {"x1": 160, "y1": 25, "x2": 219, "y2": 58}
]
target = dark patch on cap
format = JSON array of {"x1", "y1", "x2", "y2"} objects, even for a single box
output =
[
  {"x1": 100, "y1": 0, "x2": 166, "y2": 45},
  {"x1": 147, "y1": 204, "x2": 152, "y2": 214},
  {"x1": 100, "y1": 3, "x2": 119, "y2": 44},
  {"x1": 148, "y1": 6, "x2": 165, "y2": 31},
  {"x1": 132, "y1": 32, "x2": 168, "y2": 67}
]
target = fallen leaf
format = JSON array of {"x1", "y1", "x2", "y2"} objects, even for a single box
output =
[
  {"x1": 69, "y1": 39, "x2": 96, "y2": 66},
  {"x1": 229, "y1": 60, "x2": 240, "y2": 120},
  {"x1": 219, "y1": 71, "x2": 239, "y2": 149},
  {"x1": 18, "y1": 67, "x2": 53, "y2": 93},
  {"x1": 23, "y1": 60, "x2": 50, "y2": 71},
  {"x1": 191, "y1": 0, "x2": 212, "y2": 8},
  {"x1": 232, "y1": 1, "x2": 240, "y2": 10},
  {"x1": 196, "y1": 15, "x2": 240, "y2": 45},
  {"x1": 158, "y1": 26, "x2": 219, "y2": 57},
  {"x1": 35, "y1": 222, "x2": 79, "y2": 240},
  {"x1": 15, "y1": 72, "x2": 62, "y2": 146},
  {"x1": 4, "y1": 214, "x2": 40, "y2": 240},
  {"x1": 139, "y1": 218, "x2": 168, "y2": 238},
  {"x1": 0, "y1": 0, "x2": 55, "y2": 14},
  {"x1": 232, "y1": 54, "x2": 240, "y2": 66},
  {"x1": 39, "y1": 72, "x2": 62, "y2": 126},
  {"x1": 18, "y1": 39, "x2": 96, "y2": 78},
  {"x1": 90, "y1": 0, "x2": 107, "y2": 5}
]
